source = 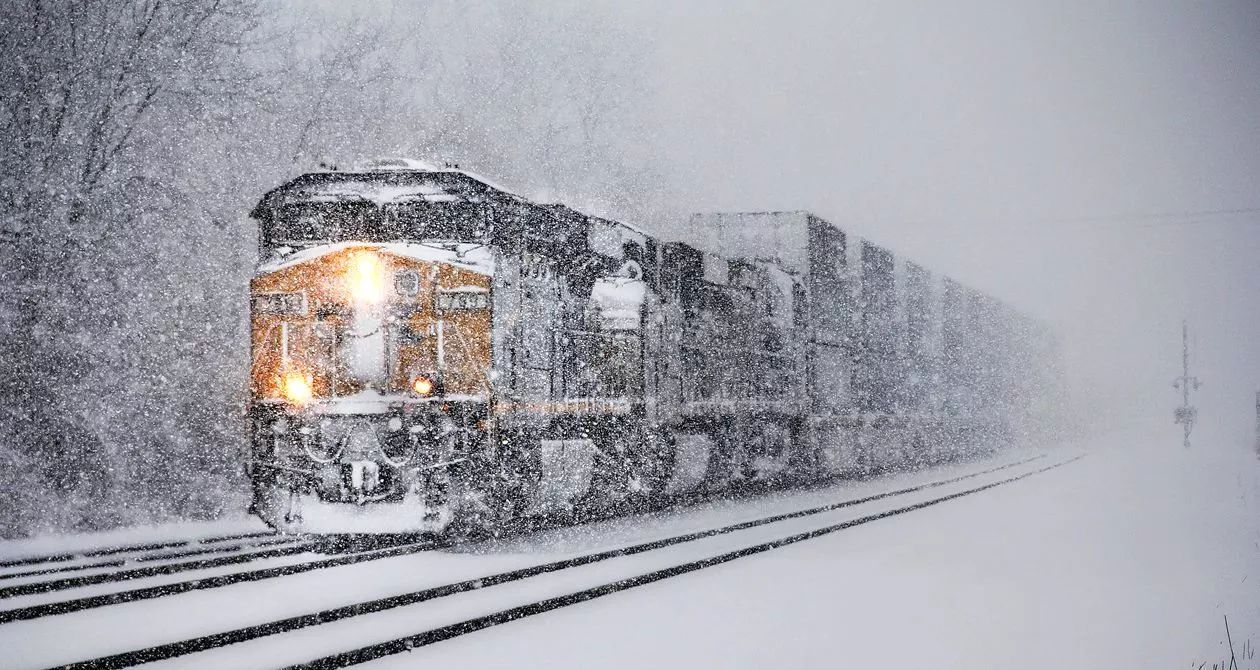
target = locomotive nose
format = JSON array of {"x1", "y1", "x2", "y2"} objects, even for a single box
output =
[
  {"x1": 348, "y1": 460, "x2": 381, "y2": 496},
  {"x1": 343, "y1": 422, "x2": 384, "y2": 460}
]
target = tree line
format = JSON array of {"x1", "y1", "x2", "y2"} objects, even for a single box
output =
[{"x1": 0, "y1": 0, "x2": 664, "y2": 537}]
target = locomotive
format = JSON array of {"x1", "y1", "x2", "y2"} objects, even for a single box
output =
[{"x1": 246, "y1": 158, "x2": 1059, "y2": 534}]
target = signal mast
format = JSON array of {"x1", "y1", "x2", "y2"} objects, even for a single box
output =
[{"x1": 1172, "y1": 320, "x2": 1200, "y2": 448}]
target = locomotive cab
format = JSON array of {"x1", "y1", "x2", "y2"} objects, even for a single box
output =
[{"x1": 247, "y1": 162, "x2": 497, "y2": 534}]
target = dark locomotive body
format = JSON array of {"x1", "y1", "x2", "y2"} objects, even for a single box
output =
[{"x1": 246, "y1": 159, "x2": 1059, "y2": 534}]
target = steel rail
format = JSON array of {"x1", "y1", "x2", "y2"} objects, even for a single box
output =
[
  {"x1": 0, "y1": 537, "x2": 307, "y2": 583},
  {"x1": 53, "y1": 455, "x2": 1058, "y2": 668},
  {"x1": 0, "y1": 454, "x2": 1043, "y2": 626},
  {"x1": 0, "y1": 538, "x2": 440, "y2": 624},
  {"x1": 286, "y1": 456, "x2": 1082, "y2": 670},
  {"x1": 0, "y1": 541, "x2": 324, "y2": 601},
  {"x1": 0, "y1": 531, "x2": 275, "y2": 570}
]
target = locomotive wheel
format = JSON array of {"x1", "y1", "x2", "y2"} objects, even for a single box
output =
[
  {"x1": 580, "y1": 429, "x2": 642, "y2": 519},
  {"x1": 252, "y1": 482, "x2": 303, "y2": 534},
  {"x1": 620, "y1": 429, "x2": 672, "y2": 512},
  {"x1": 483, "y1": 433, "x2": 540, "y2": 535},
  {"x1": 441, "y1": 459, "x2": 497, "y2": 542}
]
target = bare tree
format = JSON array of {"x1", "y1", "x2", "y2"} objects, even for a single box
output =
[
  {"x1": 0, "y1": 0, "x2": 674, "y2": 537},
  {"x1": 0, "y1": 0, "x2": 260, "y2": 535},
  {"x1": 387, "y1": 0, "x2": 670, "y2": 218}
]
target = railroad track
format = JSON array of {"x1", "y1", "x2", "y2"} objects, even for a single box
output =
[
  {"x1": 1, "y1": 453, "x2": 1077, "y2": 669},
  {"x1": 0, "y1": 535, "x2": 446, "y2": 623},
  {"x1": 291, "y1": 455, "x2": 1083, "y2": 670},
  {"x1": 0, "y1": 450, "x2": 1040, "y2": 616},
  {"x1": 0, "y1": 536, "x2": 308, "y2": 583},
  {"x1": 0, "y1": 454, "x2": 1042, "y2": 624},
  {"x1": 0, "y1": 532, "x2": 275, "y2": 572},
  {"x1": 0, "y1": 539, "x2": 329, "y2": 603}
]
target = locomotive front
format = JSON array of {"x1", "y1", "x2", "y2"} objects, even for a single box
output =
[{"x1": 247, "y1": 165, "x2": 496, "y2": 534}]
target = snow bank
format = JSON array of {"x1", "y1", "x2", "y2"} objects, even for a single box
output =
[
  {"x1": 0, "y1": 517, "x2": 268, "y2": 562},
  {"x1": 402, "y1": 422, "x2": 1260, "y2": 669}
]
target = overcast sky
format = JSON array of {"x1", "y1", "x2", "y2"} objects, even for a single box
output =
[
  {"x1": 598, "y1": 1, "x2": 1260, "y2": 446},
  {"x1": 303, "y1": 0, "x2": 1259, "y2": 445}
]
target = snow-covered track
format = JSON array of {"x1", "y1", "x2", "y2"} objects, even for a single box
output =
[
  {"x1": 0, "y1": 540, "x2": 329, "y2": 603},
  {"x1": 0, "y1": 531, "x2": 274, "y2": 571},
  {"x1": 286, "y1": 455, "x2": 1084, "y2": 669},
  {"x1": 50, "y1": 455, "x2": 1069, "y2": 669},
  {"x1": 0, "y1": 536, "x2": 444, "y2": 624},
  {"x1": 0, "y1": 536, "x2": 305, "y2": 582},
  {"x1": 0, "y1": 454, "x2": 1040, "y2": 626}
]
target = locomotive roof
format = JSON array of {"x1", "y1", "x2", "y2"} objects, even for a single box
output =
[
  {"x1": 250, "y1": 166, "x2": 646, "y2": 276},
  {"x1": 249, "y1": 168, "x2": 528, "y2": 219},
  {"x1": 257, "y1": 241, "x2": 495, "y2": 276},
  {"x1": 542, "y1": 202, "x2": 652, "y2": 241},
  {"x1": 250, "y1": 165, "x2": 1047, "y2": 330},
  {"x1": 251, "y1": 167, "x2": 646, "y2": 245}
]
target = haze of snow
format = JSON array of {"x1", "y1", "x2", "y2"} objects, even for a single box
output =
[
  {"x1": 379, "y1": 423, "x2": 1260, "y2": 670},
  {"x1": 2, "y1": 422, "x2": 1253, "y2": 668},
  {"x1": 0, "y1": 9, "x2": 1255, "y2": 670}
]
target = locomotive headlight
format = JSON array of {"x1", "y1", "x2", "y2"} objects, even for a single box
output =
[
  {"x1": 281, "y1": 372, "x2": 314, "y2": 406},
  {"x1": 347, "y1": 252, "x2": 385, "y2": 304},
  {"x1": 412, "y1": 376, "x2": 435, "y2": 396}
]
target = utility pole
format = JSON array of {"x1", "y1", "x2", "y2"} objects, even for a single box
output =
[
  {"x1": 1254, "y1": 391, "x2": 1259, "y2": 457},
  {"x1": 1172, "y1": 320, "x2": 1200, "y2": 448}
]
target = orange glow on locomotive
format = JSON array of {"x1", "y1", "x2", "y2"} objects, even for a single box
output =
[
  {"x1": 245, "y1": 159, "x2": 1059, "y2": 540},
  {"x1": 250, "y1": 246, "x2": 493, "y2": 404}
]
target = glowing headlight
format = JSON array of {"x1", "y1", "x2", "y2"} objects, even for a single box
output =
[
  {"x1": 280, "y1": 372, "x2": 314, "y2": 406},
  {"x1": 413, "y1": 376, "x2": 435, "y2": 396},
  {"x1": 347, "y1": 252, "x2": 385, "y2": 304}
]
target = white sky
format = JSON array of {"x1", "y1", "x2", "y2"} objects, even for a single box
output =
[
  {"x1": 299, "y1": 0, "x2": 1260, "y2": 444},
  {"x1": 611, "y1": 0, "x2": 1260, "y2": 444}
]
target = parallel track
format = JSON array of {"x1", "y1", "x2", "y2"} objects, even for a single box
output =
[
  {"x1": 0, "y1": 539, "x2": 440, "y2": 624},
  {"x1": 0, "y1": 537, "x2": 306, "y2": 582},
  {"x1": 0, "y1": 455, "x2": 1041, "y2": 624},
  {"x1": 0, "y1": 540, "x2": 328, "y2": 602},
  {"x1": 52, "y1": 454, "x2": 1070, "y2": 669},
  {"x1": 288, "y1": 456, "x2": 1083, "y2": 669},
  {"x1": 0, "y1": 532, "x2": 274, "y2": 571}
]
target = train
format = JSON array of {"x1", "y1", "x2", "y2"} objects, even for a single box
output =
[{"x1": 246, "y1": 158, "x2": 1061, "y2": 535}]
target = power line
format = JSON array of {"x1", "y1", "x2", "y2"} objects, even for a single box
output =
[
  {"x1": 1047, "y1": 206, "x2": 1260, "y2": 225},
  {"x1": 863, "y1": 205, "x2": 1260, "y2": 237}
]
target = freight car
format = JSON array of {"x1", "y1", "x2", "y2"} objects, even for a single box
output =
[{"x1": 246, "y1": 158, "x2": 1058, "y2": 534}]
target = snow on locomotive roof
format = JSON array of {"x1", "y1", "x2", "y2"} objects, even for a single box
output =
[
  {"x1": 259, "y1": 159, "x2": 657, "y2": 246},
  {"x1": 355, "y1": 157, "x2": 445, "y2": 171},
  {"x1": 254, "y1": 161, "x2": 531, "y2": 216},
  {"x1": 259, "y1": 241, "x2": 494, "y2": 276},
  {"x1": 255, "y1": 163, "x2": 1039, "y2": 323},
  {"x1": 269, "y1": 173, "x2": 477, "y2": 208},
  {"x1": 676, "y1": 211, "x2": 811, "y2": 274},
  {"x1": 353, "y1": 157, "x2": 525, "y2": 199},
  {"x1": 542, "y1": 202, "x2": 652, "y2": 246},
  {"x1": 297, "y1": 180, "x2": 459, "y2": 205}
]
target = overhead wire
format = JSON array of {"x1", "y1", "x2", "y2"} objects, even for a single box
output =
[{"x1": 896, "y1": 205, "x2": 1260, "y2": 234}]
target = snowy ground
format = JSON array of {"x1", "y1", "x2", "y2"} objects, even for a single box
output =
[
  {"x1": 1, "y1": 423, "x2": 1256, "y2": 669},
  {"x1": 405, "y1": 423, "x2": 1260, "y2": 670},
  {"x1": 0, "y1": 518, "x2": 272, "y2": 562}
]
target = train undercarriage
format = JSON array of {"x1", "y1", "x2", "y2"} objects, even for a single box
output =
[{"x1": 248, "y1": 399, "x2": 1002, "y2": 537}]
